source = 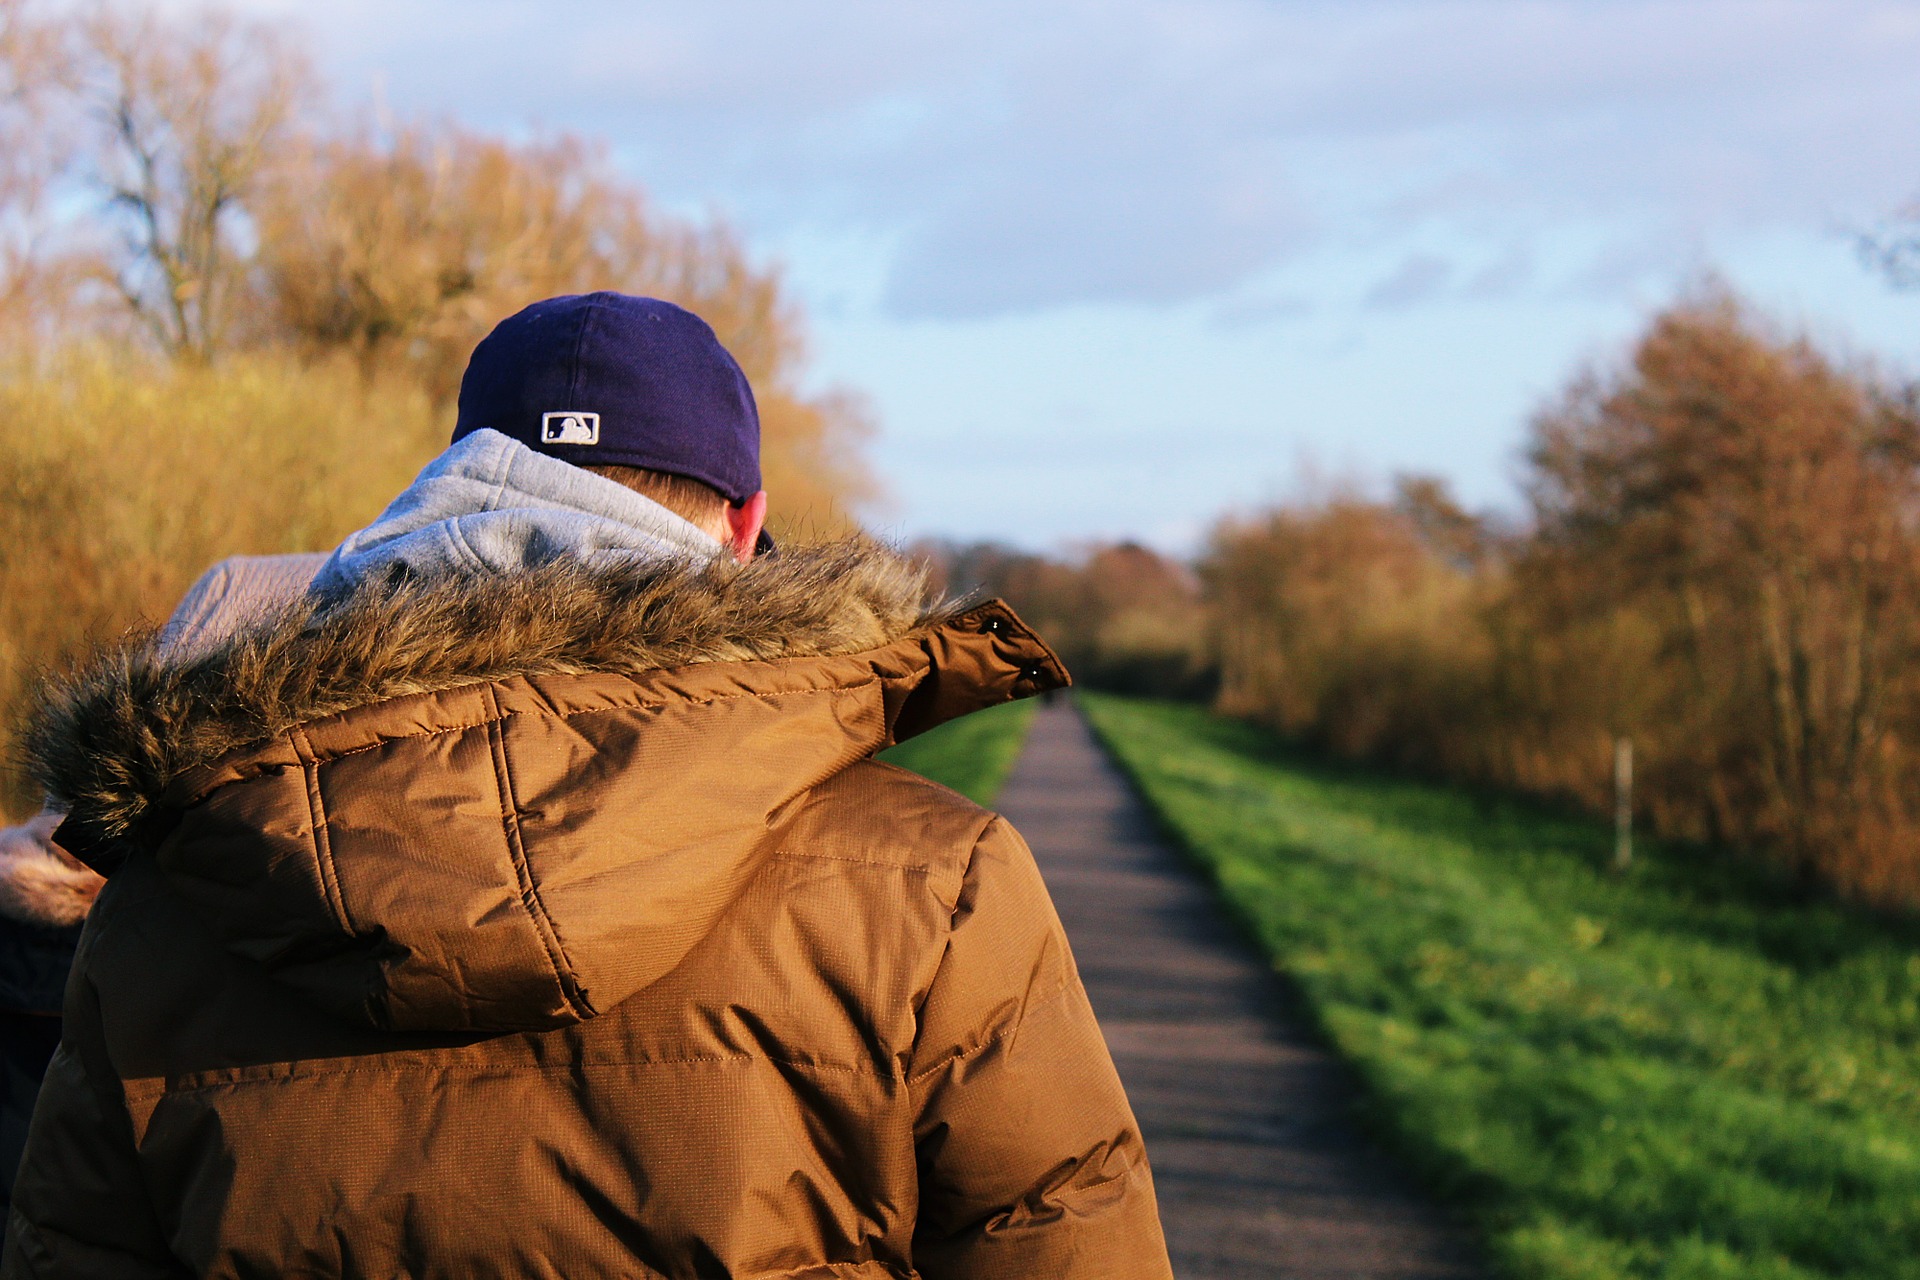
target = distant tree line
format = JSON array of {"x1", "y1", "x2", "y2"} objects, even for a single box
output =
[{"x1": 937, "y1": 290, "x2": 1920, "y2": 908}]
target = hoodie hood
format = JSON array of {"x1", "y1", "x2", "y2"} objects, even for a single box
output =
[
  {"x1": 310, "y1": 427, "x2": 724, "y2": 599},
  {"x1": 24, "y1": 540, "x2": 1067, "y2": 1033}
]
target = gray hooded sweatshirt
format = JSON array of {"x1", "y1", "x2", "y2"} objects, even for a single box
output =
[{"x1": 165, "y1": 428, "x2": 723, "y2": 653}]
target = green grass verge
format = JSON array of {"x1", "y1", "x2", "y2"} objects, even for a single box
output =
[
  {"x1": 1077, "y1": 691, "x2": 1920, "y2": 1280},
  {"x1": 877, "y1": 696, "x2": 1039, "y2": 806}
]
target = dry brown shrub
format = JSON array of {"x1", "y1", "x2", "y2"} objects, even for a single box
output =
[
  {"x1": 251, "y1": 123, "x2": 874, "y2": 533},
  {"x1": 258, "y1": 128, "x2": 670, "y2": 394},
  {"x1": 0, "y1": 348, "x2": 444, "y2": 816},
  {"x1": 1521, "y1": 290, "x2": 1920, "y2": 898},
  {"x1": 1205, "y1": 490, "x2": 1499, "y2": 775},
  {"x1": 1204, "y1": 291, "x2": 1920, "y2": 906}
]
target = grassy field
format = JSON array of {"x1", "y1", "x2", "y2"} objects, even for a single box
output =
[
  {"x1": 876, "y1": 697, "x2": 1039, "y2": 806},
  {"x1": 1078, "y1": 692, "x2": 1920, "y2": 1280}
]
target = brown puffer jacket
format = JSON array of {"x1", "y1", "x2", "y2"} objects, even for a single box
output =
[{"x1": 3, "y1": 541, "x2": 1172, "y2": 1280}]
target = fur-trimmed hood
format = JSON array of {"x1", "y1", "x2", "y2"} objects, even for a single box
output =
[
  {"x1": 29, "y1": 539, "x2": 946, "y2": 861},
  {"x1": 21, "y1": 538, "x2": 1066, "y2": 1032},
  {"x1": 0, "y1": 811, "x2": 103, "y2": 929}
]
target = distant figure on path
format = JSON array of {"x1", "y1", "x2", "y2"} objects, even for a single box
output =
[{"x1": 4, "y1": 293, "x2": 1172, "y2": 1279}]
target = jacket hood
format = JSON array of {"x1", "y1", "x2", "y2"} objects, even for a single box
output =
[
  {"x1": 307, "y1": 428, "x2": 726, "y2": 600},
  {"x1": 23, "y1": 539, "x2": 1067, "y2": 1033}
]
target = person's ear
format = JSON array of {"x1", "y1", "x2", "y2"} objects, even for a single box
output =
[{"x1": 723, "y1": 491, "x2": 769, "y2": 563}]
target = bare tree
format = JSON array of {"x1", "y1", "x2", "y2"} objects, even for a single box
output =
[
  {"x1": 0, "y1": 0, "x2": 75, "y2": 332},
  {"x1": 80, "y1": 7, "x2": 309, "y2": 361}
]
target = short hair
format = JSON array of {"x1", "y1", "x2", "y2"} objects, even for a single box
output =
[{"x1": 582, "y1": 465, "x2": 732, "y2": 529}]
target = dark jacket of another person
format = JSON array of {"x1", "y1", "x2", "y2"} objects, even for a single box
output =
[
  {"x1": 0, "y1": 550, "x2": 327, "y2": 1249},
  {"x1": 0, "y1": 816, "x2": 103, "y2": 1239},
  {"x1": 2, "y1": 540, "x2": 1173, "y2": 1280}
]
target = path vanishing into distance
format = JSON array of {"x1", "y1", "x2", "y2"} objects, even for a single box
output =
[{"x1": 994, "y1": 699, "x2": 1485, "y2": 1280}]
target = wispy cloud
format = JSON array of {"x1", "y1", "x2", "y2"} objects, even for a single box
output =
[
  {"x1": 175, "y1": 0, "x2": 1920, "y2": 320},
  {"x1": 1365, "y1": 254, "x2": 1454, "y2": 308}
]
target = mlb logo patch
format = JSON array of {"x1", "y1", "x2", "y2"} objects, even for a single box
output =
[{"x1": 541, "y1": 412, "x2": 600, "y2": 445}]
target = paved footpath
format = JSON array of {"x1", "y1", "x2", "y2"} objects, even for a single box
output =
[{"x1": 993, "y1": 699, "x2": 1485, "y2": 1280}]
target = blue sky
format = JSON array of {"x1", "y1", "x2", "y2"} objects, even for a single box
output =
[{"x1": 177, "y1": 0, "x2": 1920, "y2": 550}]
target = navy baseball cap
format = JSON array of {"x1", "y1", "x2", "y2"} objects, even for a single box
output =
[{"x1": 452, "y1": 293, "x2": 762, "y2": 504}]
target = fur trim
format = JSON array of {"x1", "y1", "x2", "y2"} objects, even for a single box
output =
[
  {"x1": 0, "y1": 810, "x2": 105, "y2": 926},
  {"x1": 24, "y1": 537, "x2": 949, "y2": 856}
]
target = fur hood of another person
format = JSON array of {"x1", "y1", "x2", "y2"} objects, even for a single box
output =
[
  {"x1": 0, "y1": 815, "x2": 102, "y2": 940},
  {"x1": 3, "y1": 533, "x2": 1172, "y2": 1280},
  {"x1": 0, "y1": 813, "x2": 103, "y2": 1019}
]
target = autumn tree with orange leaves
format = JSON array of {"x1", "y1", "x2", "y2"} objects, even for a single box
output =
[
  {"x1": 1520, "y1": 292, "x2": 1920, "y2": 895},
  {"x1": 1208, "y1": 292, "x2": 1920, "y2": 905}
]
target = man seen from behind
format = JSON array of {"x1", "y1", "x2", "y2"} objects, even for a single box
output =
[{"x1": 2, "y1": 293, "x2": 1173, "y2": 1280}]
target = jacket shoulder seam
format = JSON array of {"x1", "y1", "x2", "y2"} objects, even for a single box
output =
[{"x1": 773, "y1": 848, "x2": 934, "y2": 875}]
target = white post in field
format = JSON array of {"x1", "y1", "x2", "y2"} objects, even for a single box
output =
[{"x1": 1613, "y1": 736, "x2": 1633, "y2": 871}]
